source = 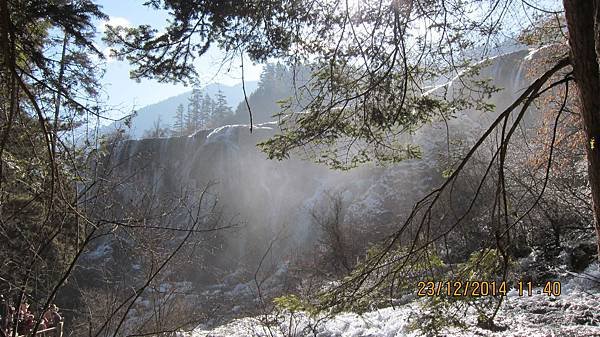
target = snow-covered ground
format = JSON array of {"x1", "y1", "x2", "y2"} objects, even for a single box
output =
[{"x1": 185, "y1": 265, "x2": 600, "y2": 337}]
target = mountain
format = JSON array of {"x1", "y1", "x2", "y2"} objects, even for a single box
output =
[{"x1": 107, "y1": 81, "x2": 258, "y2": 138}]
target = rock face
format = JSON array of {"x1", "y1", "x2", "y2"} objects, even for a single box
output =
[{"x1": 99, "y1": 48, "x2": 535, "y2": 268}]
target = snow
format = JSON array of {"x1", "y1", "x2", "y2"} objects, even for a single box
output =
[
  {"x1": 185, "y1": 283, "x2": 600, "y2": 337},
  {"x1": 203, "y1": 125, "x2": 241, "y2": 149},
  {"x1": 524, "y1": 44, "x2": 557, "y2": 61},
  {"x1": 203, "y1": 123, "x2": 277, "y2": 143},
  {"x1": 564, "y1": 263, "x2": 600, "y2": 293},
  {"x1": 422, "y1": 47, "x2": 534, "y2": 99}
]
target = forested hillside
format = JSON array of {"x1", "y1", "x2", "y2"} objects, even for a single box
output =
[
  {"x1": 103, "y1": 81, "x2": 258, "y2": 138},
  {"x1": 226, "y1": 63, "x2": 312, "y2": 125},
  {"x1": 133, "y1": 63, "x2": 308, "y2": 138}
]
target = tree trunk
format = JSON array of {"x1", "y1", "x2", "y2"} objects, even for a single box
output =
[{"x1": 563, "y1": 0, "x2": 600, "y2": 262}]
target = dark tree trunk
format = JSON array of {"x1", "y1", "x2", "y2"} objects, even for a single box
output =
[{"x1": 563, "y1": 0, "x2": 600, "y2": 261}]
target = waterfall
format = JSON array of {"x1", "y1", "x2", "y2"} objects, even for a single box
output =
[{"x1": 98, "y1": 48, "x2": 537, "y2": 272}]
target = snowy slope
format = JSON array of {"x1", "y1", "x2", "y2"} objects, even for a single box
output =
[
  {"x1": 187, "y1": 290, "x2": 599, "y2": 337},
  {"x1": 186, "y1": 266, "x2": 600, "y2": 337}
]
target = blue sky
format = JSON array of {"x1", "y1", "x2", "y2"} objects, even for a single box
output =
[{"x1": 95, "y1": 0, "x2": 263, "y2": 118}]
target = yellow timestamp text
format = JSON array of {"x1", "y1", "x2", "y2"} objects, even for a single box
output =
[
  {"x1": 417, "y1": 280, "x2": 508, "y2": 297},
  {"x1": 417, "y1": 280, "x2": 562, "y2": 297}
]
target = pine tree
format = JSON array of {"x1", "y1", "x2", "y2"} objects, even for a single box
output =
[
  {"x1": 0, "y1": 0, "x2": 107, "y2": 329},
  {"x1": 201, "y1": 93, "x2": 215, "y2": 128},
  {"x1": 172, "y1": 103, "x2": 185, "y2": 136},
  {"x1": 186, "y1": 87, "x2": 203, "y2": 133},
  {"x1": 211, "y1": 90, "x2": 232, "y2": 127}
]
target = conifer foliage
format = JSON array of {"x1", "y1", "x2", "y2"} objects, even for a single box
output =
[
  {"x1": 166, "y1": 88, "x2": 234, "y2": 137},
  {"x1": 0, "y1": 0, "x2": 107, "y2": 333}
]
